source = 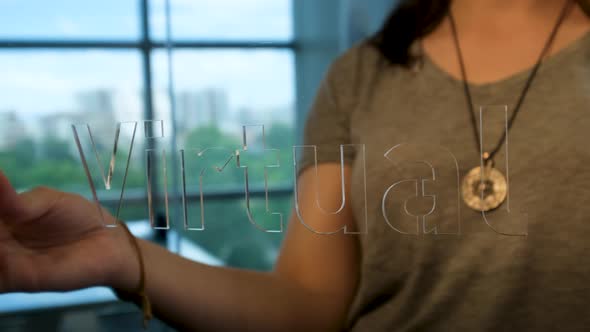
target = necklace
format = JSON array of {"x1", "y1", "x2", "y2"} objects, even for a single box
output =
[{"x1": 449, "y1": 0, "x2": 573, "y2": 211}]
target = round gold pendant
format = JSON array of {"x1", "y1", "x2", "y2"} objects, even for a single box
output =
[{"x1": 461, "y1": 165, "x2": 507, "y2": 212}]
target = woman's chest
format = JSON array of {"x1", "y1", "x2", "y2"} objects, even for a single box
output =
[{"x1": 347, "y1": 71, "x2": 590, "y2": 255}]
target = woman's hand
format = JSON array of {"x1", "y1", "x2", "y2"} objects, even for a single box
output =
[{"x1": 0, "y1": 171, "x2": 138, "y2": 294}]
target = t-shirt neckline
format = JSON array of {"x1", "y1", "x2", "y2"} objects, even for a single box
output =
[{"x1": 420, "y1": 28, "x2": 590, "y2": 92}]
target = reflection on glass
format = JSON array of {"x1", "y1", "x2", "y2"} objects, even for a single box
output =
[
  {"x1": 293, "y1": 144, "x2": 368, "y2": 235},
  {"x1": 479, "y1": 105, "x2": 528, "y2": 236},
  {"x1": 0, "y1": 0, "x2": 139, "y2": 39},
  {"x1": 238, "y1": 125, "x2": 284, "y2": 233},
  {"x1": 382, "y1": 143, "x2": 461, "y2": 236},
  {"x1": 72, "y1": 121, "x2": 138, "y2": 227},
  {"x1": 181, "y1": 146, "x2": 239, "y2": 231},
  {"x1": 150, "y1": 0, "x2": 293, "y2": 41}
]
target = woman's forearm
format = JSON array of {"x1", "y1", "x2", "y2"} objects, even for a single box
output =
[{"x1": 114, "y1": 239, "x2": 348, "y2": 331}]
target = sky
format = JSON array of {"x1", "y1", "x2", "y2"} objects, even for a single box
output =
[
  {"x1": 0, "y1": 0, "x2": 292, "y2": 40},
  {"x1": 0, "y1": 0, "x2": 294, "y2": 122}
]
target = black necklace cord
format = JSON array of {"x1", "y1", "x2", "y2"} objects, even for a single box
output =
[{"x1": 448, "y1": 0, "x2": 574, "y2": 163}]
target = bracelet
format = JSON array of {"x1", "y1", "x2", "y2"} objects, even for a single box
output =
[{"x1": 114, "y1": 220, "x2": 153, "y2": 329}]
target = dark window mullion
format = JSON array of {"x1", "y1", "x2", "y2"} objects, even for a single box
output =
[
  {"x1": 0, "y1": 40, "x2": 295, "y2": 49},
  {"x1": 0, "y1": 40, "x2": 141, "y2": 49},
  {"x1": 0, "y1": 0, "x2": 296, "y2": 230},
  {"x1": 151, "y1": 41, "x2": 296, "y2": 49},
  {"x1": 140, "y1": 0, "x2": 169, "y2": 241}
]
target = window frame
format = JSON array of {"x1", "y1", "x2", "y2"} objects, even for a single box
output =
[{"x1": 0, "y1": 0, "x2": 296, "y2": 245}]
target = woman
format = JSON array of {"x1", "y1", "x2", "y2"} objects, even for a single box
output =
[{"x1": 1, "y1": 0, "x2": 590, "y2": 330}]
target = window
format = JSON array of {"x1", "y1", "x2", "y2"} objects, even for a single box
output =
[
  {"x1": 0, "y1": 0, "x2": 295, "y2": 327},
  {"x1": 150, "y1": 0, "x2": 292, "y2": 41},
  {"x1": 0, "y1": 0, "x2": 140, "y2": 39}
]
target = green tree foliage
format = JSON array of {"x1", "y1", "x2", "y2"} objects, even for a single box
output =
[
  {"x1": 0, "y1": 123, "x2": 295, "y2": 270},
  {"x1": 178, "y1": 123, "x2": 294, "y2": 270}
]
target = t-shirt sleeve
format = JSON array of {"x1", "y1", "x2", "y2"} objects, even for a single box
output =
[{"x1": 296, "y1": 58, "x2": 357, "y2": 176}]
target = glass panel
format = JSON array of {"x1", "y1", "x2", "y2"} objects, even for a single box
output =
[
  {"x1": 0, "y1": 0, "x2": 139, "y2": 39},
  {"x1": 152, "y1": 49, "x2": 294, "y2": 268},
  {"x1": 178, "y1": 196, "x2": 291, "y2": 270},
  {"x1": 0, "y1": 51, "x2": 144, "y2": 198},
  {"x1": 0, "y1": 51, "x2": 161, "y2": 324},
  {"x1": 152, "y1": 49, "x2": 295, "y2": 189},
  {"x1": 150, "y1": 0, "x2": 293, "y2": 41}
]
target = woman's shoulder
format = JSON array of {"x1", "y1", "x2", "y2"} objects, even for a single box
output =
[
  {"x1": 324, "y1": 40, "x2": 406, "y2": 109},
  {"x1": 328, "y1": 41, "x2": 389, "y2": 82}
]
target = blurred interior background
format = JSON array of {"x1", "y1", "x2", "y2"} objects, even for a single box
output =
[{"x1": 0, "y1": 0, "x2": 395, "y2": 330}]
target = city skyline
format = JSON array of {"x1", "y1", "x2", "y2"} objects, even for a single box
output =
[
  {"x1": 0, "y1": 86, "x2": 294, "y2": 152},
  {"x1": 0, "y1": 0, "x2": 295, "y2": 133}
]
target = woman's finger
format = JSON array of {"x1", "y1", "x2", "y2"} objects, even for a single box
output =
[
  {"x1": 0, "y1": 171, "x2": 64, "y2": 223},
  {"x1": 0, "y1": 171, "x2": 25, "y2": 220}
]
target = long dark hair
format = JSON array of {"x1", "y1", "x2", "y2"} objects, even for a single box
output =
[
  {"x1": 371, "y1": 0, "x2": 590, "y2": 67},
  {"x1": 370, "y1": 0, "x2": 451, "y2": 67}
]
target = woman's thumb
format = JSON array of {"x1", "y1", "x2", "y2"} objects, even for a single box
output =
[{"x1": 0, "y1": 171, "x2": 24, "y2": 219}]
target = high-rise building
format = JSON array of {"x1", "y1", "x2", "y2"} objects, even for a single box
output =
[
  {"x1": 41, "y1": 112, "x2": 82, "y2": 142},
  {"x1": 74, "y1": 90, "x2": 119, "y2": 150},
  {"x1": 176, "y1": 88, "x2": 229, "y2": 136},
  {"x1": 0, "y1": 111, "x2": 27, "y2": 150},
  {"x1": 76, "y1": 89, "x2": 115, "y2": 115}
]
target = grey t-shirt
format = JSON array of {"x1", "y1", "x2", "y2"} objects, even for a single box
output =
[{"x1": 298, "y1": 32, "x2": 590, "y2": 331}]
